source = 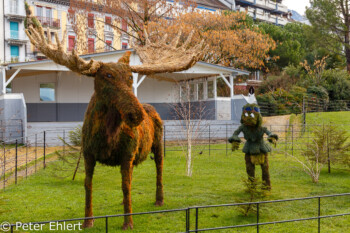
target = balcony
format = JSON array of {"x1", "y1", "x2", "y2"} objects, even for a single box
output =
[
  {"x1": 5, "y1": 3, "x2": 26, "y2": 20},
  {"x1": 10, "y1": 30, "x2": 19, "y2": 40},
  {"x1": 6, "y1": 30, "x2": 27, "y2": 45},
  {"x1": 238, "y1": 0, "x2": 289, "y2": 14},
  {"x1": 36, "y1": 16, "x2": 60, "y2": 29}
]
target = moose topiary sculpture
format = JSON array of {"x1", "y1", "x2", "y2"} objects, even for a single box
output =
[{"x1": 25, "y1": 3, "x2": 204, "y2": 230}]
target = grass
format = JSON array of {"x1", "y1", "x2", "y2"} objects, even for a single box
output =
[
  {"x1": 306, "y1": 111, "x2": 350, "y2": 131},
  {"x1": 1, "y1": 144, "x2": 350, "y2": 232},
  {"x1": 0, "y1": 112, "x2": 350, "y2": 232}
]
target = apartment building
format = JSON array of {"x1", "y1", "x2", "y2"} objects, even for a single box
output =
[
  {"x1": 235, "y1": 0, "x2": 291, "y2": 26},
  {"x1": 1, "y1": 0, "x2": 230, "y2": 63},
  {"x1": 0, "y1": 0, "x2": 291, "y2": 63}
]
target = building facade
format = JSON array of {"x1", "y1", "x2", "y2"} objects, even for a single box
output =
[
  {"x1": 234, "y1": 0, "x2": 291, "y2": 26},
  {"x1": 0, "y1": 0, "x2": 291, "y2": 64}
]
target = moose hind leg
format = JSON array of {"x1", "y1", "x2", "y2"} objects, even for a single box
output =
[
  {"x1": 83, "y1": 155, "x2": 96, "y2": 228},
  {"x1": 121, "y1": 159, "x2": 134, "y2": 230},
  {"x1": 245, "y1": 154, "x2": 255, "y2": 182},
  {"x1": 152, "y1": 140, "x2": 164, "y2": 206},
  {"x1": 261, "y1": 154, "x2": 271, "y2": 190}
]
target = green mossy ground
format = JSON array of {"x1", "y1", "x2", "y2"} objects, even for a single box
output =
[{"x1": 0, "y1": 112, "x2": 350, "y2": 232}]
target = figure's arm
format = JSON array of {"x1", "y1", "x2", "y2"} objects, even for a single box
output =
[
  {"x1": 228, "y1": 125, "x2": 243, "y2": 151},
  {"x1": 264, "y1": 128, "x2": 278, "y2": 145},
  {"x1": 228, "y1": 125, "x2": 243, "y2": 143}
]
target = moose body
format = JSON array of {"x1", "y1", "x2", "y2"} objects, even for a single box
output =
[
  {"x1": 82, "y1": 61, "x2": 164, "y2": 229},
  {"x1": 25, "y1": 3, "x2": 204, "y2": 228}
]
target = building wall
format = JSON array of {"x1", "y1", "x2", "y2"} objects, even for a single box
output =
[
  {"x1": 11, "y1": 71, "x2": 223, "y2": 122},
  {"x1": 0, "y1": 1, "x2": 4, "y2": 62}
]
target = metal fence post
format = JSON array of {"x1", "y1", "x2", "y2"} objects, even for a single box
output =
[
  {"x1": 106, "y1": 217, "x2": 108, "y2": 233},
  {"x1": 163, "y1": 125, "x2": 166, "y2": 158},
  {"x1": 257, "y1": 203, "x2": 260, "y2": 233},
  {"x1": 327, "y1": 132, "x2": 331, "y2": 174},
  {"x1": 63, "y1": 130, "x2": 65, "y2": 156},
  {"x1": 225, "y1": 124, "x2": 228, "y2": 156},
  {"x1": 26, "y1": 137, "x2": 28, "y2": 179},
  {"x1": 195, "y1": 207, "x2": 199, "y2": 233},
  {"x1": 318, "y1": 197, "x2": 321, "y2": 233},
  {"x1": 186, "y1": 208, "x2": 190, "y2": 232},
  {"x1": 15, "y1": 139, "x2": 18, "y2": 185},
  {"x1": 209, "y1": 125, "x2": 211, "y2": 156},
  {"x1": 35, "y1": 134, "x2": 37, "y2": 173},
  {"x1": 292, "y1": 125, "x2": 294, "y2": 156},
  {"x1": 285, "y1": 125, "x2": 287, "y2": 156},
  {"x1": 43, "y1": 131, "x2": 46, "y2": 168},
  {"x1": 3, "y1": 143, "x2": 5, "y2": 190}
]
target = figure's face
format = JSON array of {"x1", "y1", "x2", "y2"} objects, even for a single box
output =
[
  {"x1": 97, "y1": 62, "x2": 133, "y2": 89},
  {"x1": 241, "y1": 104, "x2": 261, "y2": 127}
]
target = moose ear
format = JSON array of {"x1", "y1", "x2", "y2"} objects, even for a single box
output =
[{"x1": 118, "y1": 51, "x2": 131, "y2": 65}]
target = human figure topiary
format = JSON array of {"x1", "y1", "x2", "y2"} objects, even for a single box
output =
[
  {"x1": 228, "y1": 103, "x2": 278, "y2": 190},
  {"x1": 24, "y1": 2, "x2": 205, "y2": 230}
]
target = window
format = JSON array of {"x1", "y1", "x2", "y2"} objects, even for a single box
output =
[
  {"x1": 10, "y1": 0, "x2": 18, "y2": 14},
  {"x1": 207, "y1": 80, "x2": 214, "y2": 98},
  {"x1": 198, "y1": 83, "x2": 204, "y2": 100},
  {"x1": 105, "y1": 16, "x2": 112, "y2": 31},
  {"x1": 68, "y1": 9, "x2": 76, "y2": 23},
  {"x1": 68, "y1": 35, "x2": 75, "y2": 51},
  {"x1": 217, "y1": 78, "x2": 230, "y2": 97},
  {"x1": 190, "y1": 83, "x2": 196, "y2": 101},
  {"x1": 46, "y1": 7, "x2": 52, "y2": 19},
  {"x1": 10, "y1": 45, "x2": 19, "y2": 59},
  {"x1": 122, "y1": 42, "x2": 128, "y2": 49},
  {"x1": 10, "y1": 21, "x2": 19, "y2": 39},
  {"x1": 36, "y1": 6, "x2": 43, "y2": 17},
  {"x1": 106, "y1": 40, "x2": 112, "y2": 51},
  {"x1": 88, "y1": 38, "x2": 95, "y2": 53},
  {"x1": 88, "y1": 13, "x2": 94, "y2": 28},
  {"x1": 40, "y1": 83, "x2": 55, "y2": 101},
  {"x1": 6, "y1": 83, "x2": 12, "y2": 94},
  {"x1": 121, "y1": 19, "x2": 127, "y2": 31}
]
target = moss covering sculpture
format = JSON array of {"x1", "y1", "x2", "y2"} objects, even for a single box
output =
[
  {"x1": 228, "y1": 103, "x2": 278, "y2": 190},
  {"x1": 24, "y1": 3, "x2": 204, "y2": 230}
]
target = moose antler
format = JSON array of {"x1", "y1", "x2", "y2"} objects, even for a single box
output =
[
  {"x1": 24, "y1": 2, "x2": 100, "y2": 76},
  {"x1": 131, "y1": 29, "x2": 206, "y2": 75}
]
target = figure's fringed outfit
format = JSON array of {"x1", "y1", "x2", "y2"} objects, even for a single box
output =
[{"x1": 229, "y1": 104, "x2": 278, "y2": 190}]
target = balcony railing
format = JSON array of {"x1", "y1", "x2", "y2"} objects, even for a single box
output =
[
  {"x1": 36, "y1": 16, "x2": 60, "y2": 28},
  {"x1": 10, "y1": 30, "x2": 19, "y2": 40}
]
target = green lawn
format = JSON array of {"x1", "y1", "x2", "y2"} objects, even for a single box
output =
[
  {"x1": 0, "y1": 112, "x2": 350, "y2": 232},
  {"x1": 306, "y1": 111, "x2": 350, "y2": 130}
]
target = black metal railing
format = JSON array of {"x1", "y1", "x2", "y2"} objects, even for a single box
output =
[{"x1": 1, "y1": 193, "x2": 349, "y2": 233}]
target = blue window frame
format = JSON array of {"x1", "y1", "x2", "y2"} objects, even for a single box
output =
[
  {"x1": 10, "y1": 21, "x2": 19, "y2": 39},
  {"x1": 10, "y1": 45, "x2": 19, "y2": 58}
]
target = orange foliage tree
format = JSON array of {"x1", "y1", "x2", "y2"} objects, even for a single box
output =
[{"x1": 149, "y1": 11, "x2": 277, "y2": 70}]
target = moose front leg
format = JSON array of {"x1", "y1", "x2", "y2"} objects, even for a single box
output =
[
  {"x1": 121, "y1": 159, "x2": 134, "y2": 230},
  {"x1": 83, "y1": 155, "x2": 96, "y2": 228}
]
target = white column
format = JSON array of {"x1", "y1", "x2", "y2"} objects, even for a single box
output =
[
  {"x1": 132, "y1": 73, "x2": 138, "y2": 97},
  {"x1": 213, "y1": 77, "x2": 217, "y2": 99},
  {"x1": 1, "y1": 67, "x2": 6, "y2": 95},
  {"x1": 230, "y1": 75, "x2": 234, "y2": 98}
]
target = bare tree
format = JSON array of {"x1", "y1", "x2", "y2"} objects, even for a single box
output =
[
  {"x1": 170, "y1": 80, "x2": 213, "y2": 177},
  {"x1": 288, "y1": 139, "x2": 324, "y2": 183},
  {"x1": 69, "y1": 0, "x2": 196, "y2": 53}
]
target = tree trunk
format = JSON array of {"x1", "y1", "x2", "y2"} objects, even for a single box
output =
[{"x1": 345, "y1": 46, "x2": 350, "y2": 73}]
